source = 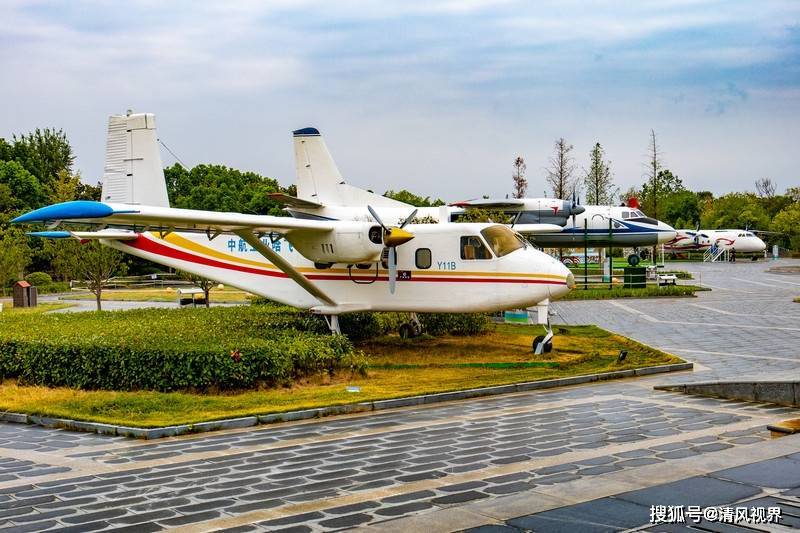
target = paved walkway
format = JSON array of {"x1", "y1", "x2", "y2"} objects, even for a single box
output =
[{"x1": 0, "y1": 259, "x2": 798, "y2": 531}]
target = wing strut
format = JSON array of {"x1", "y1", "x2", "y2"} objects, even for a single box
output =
[{"x1": 234, "y1": 230, "x2": 337, "y2": 307}]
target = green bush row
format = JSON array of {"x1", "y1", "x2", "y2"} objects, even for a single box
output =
[
  {"x1": 248, "y1": 299, "x2": 490, "y2": 339},
  {"x1": 0, "y1": 306, "x2": 361, "y2": 392}
]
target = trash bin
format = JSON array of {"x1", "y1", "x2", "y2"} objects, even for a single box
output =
[{"x1": 623, "y1": 267, "x2": 646, "y2": 289}]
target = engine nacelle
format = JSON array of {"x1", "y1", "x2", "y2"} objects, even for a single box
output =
[{"x1": 287, "y1": 223, "x2": 385, "y2": 264}]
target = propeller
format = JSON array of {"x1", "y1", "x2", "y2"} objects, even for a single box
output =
[
  {"x1": 693, "y1": 222, "x2": 701, "y2": 245},
  {"x1": 367, "y1": 205, "x2": 416, "y2": 294}
]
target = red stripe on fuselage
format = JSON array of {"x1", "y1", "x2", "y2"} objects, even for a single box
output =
[{"x1": 123, "y1": 235, "x2": 567, "y2": 286}]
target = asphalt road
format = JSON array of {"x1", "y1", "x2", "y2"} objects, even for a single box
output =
[{"x1": 0, "y1": 258, "x2": 798, "y2": 532}]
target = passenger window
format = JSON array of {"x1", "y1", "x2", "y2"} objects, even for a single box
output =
[
  {"x1": 460, "y1": 236, "x2": 492, "y2": 260},
  {"x1": 415, "y1": 248, "x2": 432, "y2": 269}
]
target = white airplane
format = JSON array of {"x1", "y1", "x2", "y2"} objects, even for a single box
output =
[
  {"x1": 664, "y1": 229, "x2": 767, "y2": 255},
  {"x1": 15, "y1": 112, "x2": 574, "y2": 349},
  {"x1": 273, "y1": 128, "x2": 675, "y2": 263}
]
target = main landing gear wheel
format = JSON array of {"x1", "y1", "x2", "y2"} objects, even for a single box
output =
[
  {"x1": 532, "y1": 335, "x2": 552, "y2": 353},
  {"x1": 399, "y1": 313, "x2": 424, "y2": 339},
  {"x1": 399, "y1": 323, "x2": 415, "y2": 339},
  {"x1": 627, "y1": 253, "x2": 641, "y2": 266}
]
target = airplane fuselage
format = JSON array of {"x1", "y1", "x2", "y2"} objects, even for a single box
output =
[
  {"x1": 107, "y1": 223, "x2": 573, "y2": 313},
  {"x1": 665, "y1": 229, "x2": 766, "y2": 254}
]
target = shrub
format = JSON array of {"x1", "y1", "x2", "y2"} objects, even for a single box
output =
[
  {"x1": 0, "y1": 306, "x2": 357, "y2": 392},
  {"x1": 419, "y1": 313, "x2": 490, "y2": 336},
  {"x1": 24, "y1": 272, "x2": 52, "y2": 286}
]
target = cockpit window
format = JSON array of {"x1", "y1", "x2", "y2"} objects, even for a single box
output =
[
  {"x1": 460, "y1": 235, "x2": 493, "y2": 260},
  {"x1": 622, "y1": 211, "x2": 630, "y2": 219},
  {"x1": 745, "y1": 232, "x2": 754, "y2": 237},
  {"x1": 634, "y1": 210, "x2": 646, "y2": 217},
  {"x1": 480, "y1": 225, "x2": 524, "y2": 258}
]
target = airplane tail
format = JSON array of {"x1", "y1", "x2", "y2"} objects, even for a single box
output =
[
  {"x1": 100, "y1": 111, "x2": 170, "y2": 207},
  {"x1": 292, "y1": 127, "x2": 409, "y2": 208}
]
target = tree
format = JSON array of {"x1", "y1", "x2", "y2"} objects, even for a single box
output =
[
  {"x1": 53, "y1": 240, "x2": 125, "y2": 310},
  {"x1": 545, "y1": 138, "x2": 576, "y2": 199},
  {"x1": 165, "y1": 164, "x2": 285, "y2": 216},
  {"x1": 786, "y1": 187, "x2": 800, "y2": 203},
  {"x1": 511, "y1": 157, "x2": 527, "y2": 199},
  {"x1": 640, "y1": 169, "x2": 683, "y2": 216},
  {"x1": 0, "y1": 160, "x2": 45, "y2": 212},
  {"x1": 383, "y1": 189, "x2": 445, "y2": 207},
  {"x1": 178, "y1": 270, "x2": 215, "y2": 308},
  {"x1": 583, "y1": 143, "x2": 616, "y2": 205},
  {"x1": 643, "y1": 130, "x2": 663, "y2": 220},
  {"x1": 0, "y1": 227, "x2": 31, "y2": 287},
  {"x1": 755, "y1": 178, "x2": 776, "y2": 198},
  {"x1": 661, "y1": 190, "x2": 702, "y2": 228},
  {"x1": 10, "y1": 128, "x2": 74, "y2": 190},
  {"x1": 700, "y1": 193, "x2": 771, "y2": 231},
  {"x1": 772, "y1": 202, "x2": 800, "y2": 251}
]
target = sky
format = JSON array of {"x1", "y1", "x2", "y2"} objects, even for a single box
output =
[{"x1": 1, "y1": 0, "x2": 798, "y2": 201}]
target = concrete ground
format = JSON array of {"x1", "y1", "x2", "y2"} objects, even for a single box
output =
[{"x1": 0, "y1": 258, "x2": 798, "y2": 532}]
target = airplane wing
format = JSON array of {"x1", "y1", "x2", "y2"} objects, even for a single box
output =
[
  {"x1": 12, "y1": 200, "x2": 338, "y2": 235},
  {"x1": 449, "y1": 198, "x2": 526, "y2": 208}
]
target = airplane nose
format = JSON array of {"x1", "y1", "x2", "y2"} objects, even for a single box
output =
[
  {"x1": 548, "y1": 260, "x2": 573, "y2": 300},
  {"x1": 657, "y1": 222, "x2": 677, "y2": 244}
]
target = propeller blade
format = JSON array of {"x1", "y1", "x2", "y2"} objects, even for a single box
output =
[
  {"x1": 388, "y1": 246, "x2": 397, "y2": 294},
  {"x1": 367, "y1": 205, "x2": 389, "y2": 234},
  {"x1": 399, "y1": 209, "x2": 418, "y2": 229}
]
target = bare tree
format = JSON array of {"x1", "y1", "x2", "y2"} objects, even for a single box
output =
[
  {"x1": 644, "y1": 129, "x2": 663, "y2": 219},
  {"x1": 755, "y1": 178, "x2": 776, "y2": 198},
  {"x1": 511, "y1": 156, "x2": 527, "y2": 199},
  {"x1": 546, "y1": 138, "x2": 576, "y2": 199},
  {"x1": 583, "y1": 143, "x2": 617, "y2": 205}
]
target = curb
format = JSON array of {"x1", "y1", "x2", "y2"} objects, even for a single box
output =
[
  {"x1": 2, "y1": 362, "x2": 693, "y2": 439},
  {"x1": 655, "y1": 380, "x2": 800, "y2": 407}
]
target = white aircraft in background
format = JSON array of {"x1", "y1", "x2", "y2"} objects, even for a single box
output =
[
  {"x1": 664, "y1": 229, "x2": 766, "y2": 255},
  {"x1": 15, "y1": 112, "x2": 573, "y2": 350},
  {"x1": 273, "y1": 128, "x2": 675, "y2": 264}
]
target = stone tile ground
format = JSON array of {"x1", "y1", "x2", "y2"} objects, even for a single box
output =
[{"x1": 0, "y1": 259, "x2": 797, "y2": 531}]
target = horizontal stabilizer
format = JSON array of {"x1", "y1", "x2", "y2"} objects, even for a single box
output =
[
  {"x1": 513, "y1": 224, "x2": 565, "y2": 235},
  {"x1": 267, "y1": 193, "x2": 324, "y2": 209}
]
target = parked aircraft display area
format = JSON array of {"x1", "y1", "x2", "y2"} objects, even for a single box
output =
[{"x1": 2, "y1": 2, "x2": 800, "y2": 530}]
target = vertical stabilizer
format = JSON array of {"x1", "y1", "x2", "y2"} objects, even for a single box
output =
[
  {"x1": 293, "y1": 127, "x2": 409, "y2": 208},
  {"x1": 101, "y1": 112, "x2": 170, "y2": 207}
]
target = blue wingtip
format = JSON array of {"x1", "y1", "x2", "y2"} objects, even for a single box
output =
[
  {"x1": 28, "y1": 231, "x2": 72, "y2": 239},
  {"x1": 292, "y1": 127, "x2": 320, "y2": 137},
  {"x1": 12, "y1": 201, "x2": 115, "y2": 224}
]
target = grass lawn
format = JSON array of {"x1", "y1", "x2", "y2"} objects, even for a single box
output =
[
  {"x1": 561, "y1": 284, "x2": 707, "y2": 300},
  {"x1": 0, "y1": 324, "x2": 682, "y2": 427},
  {"x1": 60, "y1": 288, "x2": 252, "y2": 303},
  {"x1": 0, "y1": 302, "x2": 74, "y2": 314}
]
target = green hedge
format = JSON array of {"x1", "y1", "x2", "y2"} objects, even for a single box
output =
[{"x1": 0, "y1": 306, "x2": 362, "y2": 392}]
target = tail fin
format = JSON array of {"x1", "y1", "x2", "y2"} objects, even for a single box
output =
[
  {"x1": 293, "y1": 127, "x2": 409, "y2": 208},
  {"x1": 100, "y1": 111, "x2": 170, "y2": 207}
]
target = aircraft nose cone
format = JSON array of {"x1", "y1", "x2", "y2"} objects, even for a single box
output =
[
  {"x1": 572, "y1": 205, "x2": 586, "y2": 215},
  {"x1": 548, "y1": 259, "x2": 573, "y2": 300},
  {"x1": 657, "y1": 222, "x2": 677, "y2": 244}
]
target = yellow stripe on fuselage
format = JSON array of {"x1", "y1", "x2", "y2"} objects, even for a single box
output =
[{"x1": 156, "y1": 233, "x2": 566, "y2": 281}]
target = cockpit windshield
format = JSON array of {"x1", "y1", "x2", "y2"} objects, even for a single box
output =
[{"x1": 481, "y1": 225, "x2": 525, "y2": 258}]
